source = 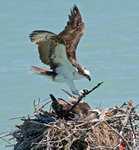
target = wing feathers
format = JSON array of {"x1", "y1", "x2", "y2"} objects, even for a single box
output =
[
  {"x1": 58, "y1": 5, "x2": 84, "y2": 73},
  {"x1": 30, "y1": 30, "x2": 69, "y2": 70},
  {"x1": 30, "y1": 65, "x2": 57, "y2": 76},
  {"x1": 30, "y1": 30, "x2": 54, "y2": 43},
  {"x1": 30, "y1": 5, "x2": 84, "y2": 73}
]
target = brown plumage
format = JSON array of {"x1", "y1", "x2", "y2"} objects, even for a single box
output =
[
  {"x1": 30, "y1": 31, "x2": 65, "y2": 70},
  {"x1": 29, "y1": 5, "x2": 91, "y2": 96},
  {"x1": 30, "y1": 5, "x2": 84, "y2": 73},
  {"x1": 30, "y1": 65, "x2": 57, "y2": 80},
  {"x1": 50, "y1": 93, "x2": 92, "y2": 119},
  {"x1": 58, "y1": 5, "x2": 85, "y2": 73},
  {"x1": 69, "y1": 97, "x2": 92, "y2": 117},
  {"x1": 62, "y1": 89, "x2": 92, "y2": 117}
]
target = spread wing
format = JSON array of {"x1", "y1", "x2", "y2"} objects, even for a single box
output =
[
  {"x1": 58, "y1": 5, "x2": 85, "y2": 71},
  {"x1": 30, "y1": 30, "x2": 70, "y2": 70}
]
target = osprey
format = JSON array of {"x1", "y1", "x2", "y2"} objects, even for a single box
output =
[{"x1": 29, "y1": 5, "x2": 91, "y2": 96}]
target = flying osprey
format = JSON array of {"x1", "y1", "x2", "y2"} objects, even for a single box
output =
[{"x1": 29, "y1": 5, "x2": 91, "y2": 96}]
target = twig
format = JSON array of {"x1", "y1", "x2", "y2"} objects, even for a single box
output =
[
  {"x1": 90, "y1": 145, "x2": 113, "y2": 149},
  {"x1": 105, "y1": 121, "x2": 132, "y2": 150},
  {"x1": 1, "y1": 137, "x2": 15, "y2": 146},
  {"x1": 0, "y1": 132, "x2": 11, "y2": 138},
  {"x1": 87, "y1": 82, "x2": 103, "y2": 94},
  {"x1": 65, "y1": 82, "x2": 103, "y2": 116},
  {"x1": 9, "y1": 116, "x2": 34, "y2": 120},
  {"x1": 0, "y1": 130, "x2": 20, "y2": 138},
  {"x1": 61, "y1": 89, "x2": 76, "y2": 98}
]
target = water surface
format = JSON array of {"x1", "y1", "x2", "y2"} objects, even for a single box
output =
[{"x1": 0, "y1": 0, "x2": 139, "y2": 149}]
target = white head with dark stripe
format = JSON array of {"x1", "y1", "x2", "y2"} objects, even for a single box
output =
[
  {"x1": 73, "y1": 67, "x2": 91, "y2": 81},
  {"x1": 82, "y1": 67, "x2": 91, "y2": 81},
  {"x1": 29, "y1": 5, "x2": 91, "y2": 96}
]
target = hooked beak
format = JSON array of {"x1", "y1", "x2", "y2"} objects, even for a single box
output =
[{"x1": 87, "y1": 76, "x2": 91, "y2": 81}]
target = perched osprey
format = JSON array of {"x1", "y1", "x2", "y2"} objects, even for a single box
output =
[
  {"x1": 30, "y1": 5, "x2": 91, "y2": 96},
  {"x1": 50, "y1": 93, "x2": 92, "y2": 119}
]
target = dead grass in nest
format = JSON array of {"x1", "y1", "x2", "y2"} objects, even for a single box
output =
[
  {"x1": 13, "y1": 119, "x2": 119, "y2": 150},
  {"x1": 0, "y1": 86, "x2": 139, "y2": 150}
]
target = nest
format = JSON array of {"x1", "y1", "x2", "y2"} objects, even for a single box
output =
[
  {"x1": 1, "y1": 91, "x2": 138, "y2": 150},
  {"x1": 14, "y1": 119, "x2": 119, "y2": 150},
  {"x1": 1, "y1": 83, "x2": 139, "y2": 150}
]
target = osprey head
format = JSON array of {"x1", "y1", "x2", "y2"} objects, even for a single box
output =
[{"x1": 82, "y1": 67, "x2": 91, "y2": 81}]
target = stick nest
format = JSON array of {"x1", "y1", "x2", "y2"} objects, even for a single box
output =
[{"x1": 1, "y1": 87, "x2": 139, "y2": 150}]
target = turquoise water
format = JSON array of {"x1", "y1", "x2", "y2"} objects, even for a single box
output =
[{"x1": 0, "y1": 0, "x2": 139, "y2": 149}]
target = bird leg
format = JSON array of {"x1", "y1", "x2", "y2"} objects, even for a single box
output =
[
  {"x1": 78, "y1": 89, "x2": 89, "y2": 98},
  {"x1": 65, "y1": 82, "x2": 103, "y2": 116},
  {"x1": 65, "y1": 79, "x2": 79, "y2": 95},
  {"x1": 65, "y1": 78, "x2": 90, "y2": 97}
]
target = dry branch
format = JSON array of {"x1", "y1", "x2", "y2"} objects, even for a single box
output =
[
  {"x1": 0, "y1": 87, "x2": 139, "y2": 150},
  {"x1": 64, "y1": 81, "x2": 103, "y2": 117}
]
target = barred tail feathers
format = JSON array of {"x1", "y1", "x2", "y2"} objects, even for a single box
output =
[
  {"x1": 30, "y1": 66, "x2": 55, "y2": 80},
  {"x1": 30, "y1": 65, "x2": 47, "y2": 74}
]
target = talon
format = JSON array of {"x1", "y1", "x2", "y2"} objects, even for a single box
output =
[
  {"x1": 83, "y1": 89, "x2": 88, "y2": 94},
  {"x1": 78, "y1": 89, "x2": 88, "y2": 98}
]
